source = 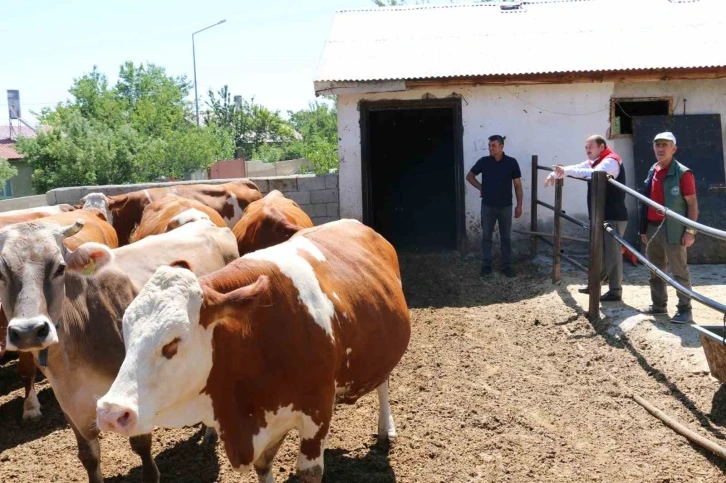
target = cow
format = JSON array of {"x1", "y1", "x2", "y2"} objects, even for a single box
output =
[
  {"x1": 0, "y1": 209, "x2": 118, "y2": 421},
  {"x1": 95, "y1": 219, "x2": 411, "y2": 483},
  {"x1": 80, "y1": 193, "x2": 113, "y2": 223},
  {"x1": 131, "y1": 194, "x2": 227, "y2": 242},
  {"x1": 36, "y1": 210, "x2": 119, "y2": 249},
  {"x1": 0, "y1": 203, "x2": 76, "y2": 217},
  {"x1": 0, "y1": 219, "x2": 239, "y2": 483},
  {"x1": 232, "y1": 189, "x2": 314, "y2": 256},
  {"x1": 82, "y1": 179, "x2": 262, "y2": 245}
]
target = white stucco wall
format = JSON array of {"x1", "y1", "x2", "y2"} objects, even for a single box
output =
[{"x1": 336, "y1": 78, "x2": 726, "y2": 250}]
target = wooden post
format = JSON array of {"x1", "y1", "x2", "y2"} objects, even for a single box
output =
[
  {"x1": 530, "y1": 155, "x2": 538, "y2": 258},
  {"x1": 553, "y1": 177, "x2": 563, "y2": 283},
  {"x1": 588, "y1": 171, "x2": 607, "y2": 321}
]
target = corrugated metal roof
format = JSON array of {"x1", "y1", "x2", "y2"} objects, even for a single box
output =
[{"x1": 314, "y1": 0, "x2": 726, "y2": 82}]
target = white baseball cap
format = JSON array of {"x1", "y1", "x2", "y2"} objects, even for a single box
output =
[{"x1": 653, "y1": 132, "x2": 677, "y2": 145}]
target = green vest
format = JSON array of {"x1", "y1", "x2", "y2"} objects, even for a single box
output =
[{"x1": 647, "y1": 159, "x2": 691, "y2": 244}]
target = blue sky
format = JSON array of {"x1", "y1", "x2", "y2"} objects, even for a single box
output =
[{"x1": 0, "y1": 0, "x2": 376, "y2": 125}]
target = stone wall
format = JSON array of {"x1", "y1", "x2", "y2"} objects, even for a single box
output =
[{"x1": 44, "y1": 174, "x2": 340, "y2": 225}]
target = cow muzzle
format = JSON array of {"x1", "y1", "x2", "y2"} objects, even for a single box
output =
[
  {"x1": 96, "y1": 400, "x2": 138, "y2": 437},
  {"x1": 5, "y1": 316, "x2": 58, "y2": 351}
]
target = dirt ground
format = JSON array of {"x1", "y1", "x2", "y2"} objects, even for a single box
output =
[{"x1": 2, "y1": 253, "x2": 726, "y2": 482}]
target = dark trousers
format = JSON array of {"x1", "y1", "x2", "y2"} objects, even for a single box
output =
[{"x1": 481, "y1": 203, "x2": 512, "y2": 269}]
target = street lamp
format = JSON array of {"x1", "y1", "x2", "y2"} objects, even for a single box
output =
[{"x1": 192, "y1": 19, "x2": 226, "y2": 126}]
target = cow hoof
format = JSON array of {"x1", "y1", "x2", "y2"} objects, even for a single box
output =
[
  {"x1": 23, "y1": 407, "x2": 42, "y2": 420},
  {"x1": 378, "y1": 429, "x2": 397, "y2": 442},
  {"x1": 203, "y1": 426, "x2": 218, "y2": 445}
]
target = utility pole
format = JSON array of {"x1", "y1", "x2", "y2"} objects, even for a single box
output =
[{"x1": 192, "y1": 19, "x2": 226, "y2": 126}]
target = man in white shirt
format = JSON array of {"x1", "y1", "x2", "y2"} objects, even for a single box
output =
[{"x1": 544, "y1": 135, "x2": 628, "y2": 302}]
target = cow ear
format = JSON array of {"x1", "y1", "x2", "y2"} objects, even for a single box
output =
[
  {"x1": 66, "y1": 243, "x2": 114, "y2": 275},
  {"x1": 223, "y1": 275, "x2": 271, "y2": 306},
  {"x1": 201, "y1": 275, "x2": 271, "y2": 328},
  {"x1": 170, "y1": 259, "x2": 194, "y2": 272}
]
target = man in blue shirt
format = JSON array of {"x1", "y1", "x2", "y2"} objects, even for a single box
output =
[{"x1": 466, "y1": 135, "x2": 523, "y2": 277}]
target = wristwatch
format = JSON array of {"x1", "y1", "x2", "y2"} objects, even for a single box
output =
[{"x1": 685, "y1": 228, "x2": 697, "y2": 235}]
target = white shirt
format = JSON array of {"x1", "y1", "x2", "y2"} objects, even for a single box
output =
[{"x1": 547, "y1": 157, "x2": 621, "y2": 181}]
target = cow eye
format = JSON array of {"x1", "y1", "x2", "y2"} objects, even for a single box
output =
[
  {"x1": 161, "y1": 337, "x2": 181, "y2": 359},
  {"x1": 55, "y1": 264, "x2": 66, "y2": 277}
]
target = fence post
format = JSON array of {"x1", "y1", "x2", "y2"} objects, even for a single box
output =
[
  {"x1": 553, "y1": 177, "x2": 563, "y2": 283},
  {"x1": 588, "y1": 171, "x2": 607, "y2": 321},
  {"x1": 531, "y1": 155, "x2": 538, "y2": 258}
]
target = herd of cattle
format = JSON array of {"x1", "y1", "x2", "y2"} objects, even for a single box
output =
[{"x1": 0, "y1": 179, "x2": 411, "y2": 483}]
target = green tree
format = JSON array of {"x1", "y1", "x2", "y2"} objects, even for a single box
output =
[
  {"x1": 0, "y1": 158, "x2": 18, "y2": 188},
  {"x1": 205, "y1": 85, "x2": 297, "y2": 157},
  {"x1": 16, "y1": 63, "x2": 233, "y2": 191}
]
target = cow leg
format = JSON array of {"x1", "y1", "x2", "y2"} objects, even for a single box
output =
[
  {"x1": 66, "y1": 415, "x2": 103, "y2": 483},
  {"x1": 376, "y1": 377, "x2": 397, "y2": 441},
  {"x1": 254, "y1": 433, "x2": 287, "y2": 483},
  {"x1": 296, "y1": 409, "x2": 331, "y2": 483},
  {"x1": 129, "y1": 433, "x2": 160, "y2": 483},
  {"x1": 19, "y1": 352, "x2": 41, "y2": 420}
]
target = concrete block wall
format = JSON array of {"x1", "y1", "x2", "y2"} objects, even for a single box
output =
[
  {"x1": 44, "y1": 174, "x2": 340, "y2": 226},
  {"x1": 0, "y1": 195, "x2": 50, "y2": 213}
]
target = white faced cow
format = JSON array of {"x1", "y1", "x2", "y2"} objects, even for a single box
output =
[
  {"x1": 96, "y1": 219, "x2": 411, "y2": 483},
  {"x1": 0, "y1": 219, "x2": 239, "y2": 483}
]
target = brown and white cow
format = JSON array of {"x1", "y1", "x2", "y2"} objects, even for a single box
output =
[
  {"x1": 95, "y1": 219, "x2": 411, "y2": 483},
  {"x1": 131, "y1": 194, "x2": 228, "y2": 242},
  {"x1": 232, "y1": 189, "x2": 314, "y2": 256},
  {"x1": 83, "y1": 179, "x2": 262, "y2": 245},
  {"x1": 0, "y1": 219, "x2": 239, "y2": 483}
]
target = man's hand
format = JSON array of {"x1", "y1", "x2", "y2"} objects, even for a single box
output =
[
  {"x1": 514, "y1": 205, "x2": 523, "y2": 218},
  {"x1": 682, "y1": 232, "x2": 695, "y2": 248},
  {"x1": 544, "y1": 174, "x2": 556, "y2": 188},
  {"x1": 641, "y1": 234, "x2": 647, "y2": 243},
  {"x1": 553, "y1": 165, "x2": 565, "y2": 178}
]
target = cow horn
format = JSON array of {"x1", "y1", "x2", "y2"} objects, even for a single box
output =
[{"x1": 61, "y1": 220, "x2": 85, "y2": 238}]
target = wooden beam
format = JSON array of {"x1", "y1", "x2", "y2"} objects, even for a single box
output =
[{"x1": 405, "y1": 67, "x2": 726, "y2": 88}]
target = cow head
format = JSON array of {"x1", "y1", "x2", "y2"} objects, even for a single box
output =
[
  {"x1": 81, "y1": 193, "x2": 113, "y2": 225},
  {"x1": 0, "y1": 220, "x2": 84, "y2": 352},
  {"x1": 166, "y1": 208, "x2": 211, "y2": 233},
  {"x1": 96, "y1": 261, "x2": 269, "y2": 437}
]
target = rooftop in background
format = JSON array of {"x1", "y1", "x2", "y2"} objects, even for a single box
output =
[
  {"x1": 0, "y1": 124, "x2": 40, "y2": 160},
  {"x1": 315, "y1": 0, "x2": 726, "y2": 83}
]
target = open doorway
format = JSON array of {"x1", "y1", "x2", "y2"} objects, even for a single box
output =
[{"x1": 360, "y1": 98, "x2": 465, "y2": 252}]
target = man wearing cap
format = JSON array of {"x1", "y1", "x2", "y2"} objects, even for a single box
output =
[
  {"x1": 466, "y1": 134, "x2": 523, "y2": 278},
  {"x1": 639, "y1": 131, "x2": 698, "y2": 324},
  {"x1": 543, "y1": 134, "x2": 628, "y2": 302}
]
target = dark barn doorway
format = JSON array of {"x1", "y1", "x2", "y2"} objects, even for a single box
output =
[{"x1": 360, "y1": 99, "x2": 465, "y2": 253}]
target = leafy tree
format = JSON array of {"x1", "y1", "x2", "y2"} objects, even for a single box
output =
[
  {"x1": 205, "y1": 86, "x2": 297, "y2": 157},
  {"x1": 16, "y1": 63, "x2": 233, "y2": 191},
  {"x1": 0, "y1": 158, "x2": 18, "y2": 188}
]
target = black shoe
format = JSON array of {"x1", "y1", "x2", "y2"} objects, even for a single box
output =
[
  {"x1": 639, "y1": 305, "x2": 667, "y2": 315},
  {"x1": 578, "y1": 286, "x2": 589, "y2": 294},
  {"x1": 502, "y1": 267, "x2": 516, "y2": 278},
  {"x1": 600, "y1": 291, "x2": 622, "y2": 302},
  {"x1": 479, "y1": 266, "x2": 492, "y2": 277},
  {"x1": 671, "y1": 310, "x2": 693, "y2": 324}
]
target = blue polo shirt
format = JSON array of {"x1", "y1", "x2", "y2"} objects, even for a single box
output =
[{"x1": 470, "y1": 154, "x2": 522, "y2": 208}]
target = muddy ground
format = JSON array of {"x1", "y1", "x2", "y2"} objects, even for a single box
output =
[{"x1": 1, "y1": 253, "x2": 726, "y2": 482}]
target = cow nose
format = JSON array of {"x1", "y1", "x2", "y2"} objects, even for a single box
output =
[
  {"x1": 96, "y1": 402, "x2": 137, "y2": 435},
  {"x1": 7, "y1": 319, "x2": 52, "y2": 350}
]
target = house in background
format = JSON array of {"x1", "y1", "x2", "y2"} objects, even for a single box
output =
[
  {"x1": 0, "y1": 125, "x2": 38, "y2": 199},
  {"x1": 314, "y1": 0, "x2": 726, "y2": 262}
]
